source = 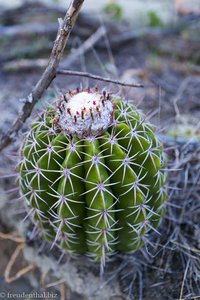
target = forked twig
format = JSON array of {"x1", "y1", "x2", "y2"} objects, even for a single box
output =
[
  {"x1": 0, "y1": 0, "x2": 84, "y2": 153},
  {"x1": 57, "y1": 69, "x2": 144, "y2": 88},
  {"x1": 4, "y1": 243, "x2": 35, "y2": 283}
]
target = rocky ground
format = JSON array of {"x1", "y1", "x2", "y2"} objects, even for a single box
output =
[{"x1": 0, "y1": 2, "x2": 200, "y2": 300}]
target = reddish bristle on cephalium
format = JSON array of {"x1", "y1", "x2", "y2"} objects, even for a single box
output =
[{"x1": 18, "y1": 87, "x2": 167, "y2": 273}]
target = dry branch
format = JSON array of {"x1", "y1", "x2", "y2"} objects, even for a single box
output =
[
  {"x1": 57, "y1": 69, "x2": 144, "y2": 88},
  {"x1": 0, "y1": 0, "x2": 85, "y2": 153}
]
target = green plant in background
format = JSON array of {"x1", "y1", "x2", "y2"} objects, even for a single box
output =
[
  {"x1": 18, "y1": 88, "x2": 167, "y2": 271},
  {"x1": 103, "y1": 0, "x2": 123, "y2": 21},
  {"x1": 148, "y1": 11, "x2": 163, "y2": 28}
]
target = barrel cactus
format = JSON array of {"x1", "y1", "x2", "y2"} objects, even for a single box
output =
[{"x1": 18, "y1": 88, "x2": 167, "y2": 270}]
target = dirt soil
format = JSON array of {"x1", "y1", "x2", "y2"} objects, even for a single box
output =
[{"x1": 0, "y1": 2, "x2": 200, "y2": 300}]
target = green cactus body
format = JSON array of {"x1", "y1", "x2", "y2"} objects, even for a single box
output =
[{"x1": 18, "y1": 89, "x2": 167, "y2": 267}]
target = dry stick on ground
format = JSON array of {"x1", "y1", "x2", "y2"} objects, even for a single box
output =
[
  {"x1": 0, "y1": 0, "x2": 84, "y2": 153},
  {"x1": 57, "y1": 69, "x2": 144, "y2": 88},
  {"x1": 0, "y1": 231, "x2": 33, "y2": 283},
  {"x1": 0, "y1": 231, "x2": 25, "y2": 243},
  {"x1": 4, "y1": 243, "x2": 35, "y2": 284}
]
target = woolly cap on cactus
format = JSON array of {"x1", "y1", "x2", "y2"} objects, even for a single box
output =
[
  {"x1": 18, "y1": 87, "x2": 167, "y2": 271},
  {"x1": 57, "y1": 89, "x2": 113, "y2": 138}
]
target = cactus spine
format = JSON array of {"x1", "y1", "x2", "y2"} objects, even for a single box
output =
[{"x1": 18, "y1": 88, "x2": 167, "y2": 268}]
